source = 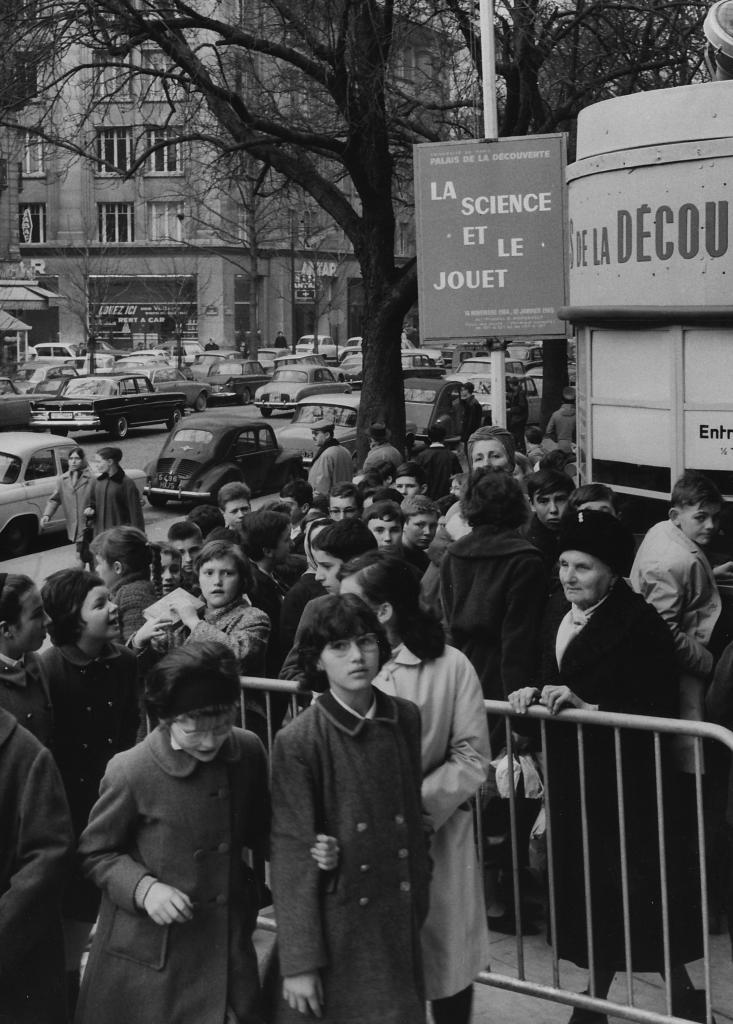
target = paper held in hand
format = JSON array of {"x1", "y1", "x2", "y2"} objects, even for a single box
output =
[{"x1": 143, "y1": 588, "x2": 204, "y2": 624}]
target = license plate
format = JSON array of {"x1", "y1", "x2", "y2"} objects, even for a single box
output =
[{"x1": 56, "y1": 412, "x2": 73, "y2": 419}]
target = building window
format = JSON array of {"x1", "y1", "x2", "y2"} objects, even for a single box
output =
[
  {"x1": 98, "y1": 203, "x2": 135, "y2": 243},
  {"x1": 146, "y1": 127, "x2": 181, "y2": 174},
  {"x1": 92, "y1": 49, "x2": 129, "y2": 99},
  {"x1": 96, "y1": 127, "x2": 133, "y2": 174},
  {"x1": 140, "y1": 48, "x2": 179, "y2": 102},
  {"x1": 148, "y1": 201, "x2": 183, "y2": 242},
  {"x1": 19, "y1": 202, "x2": 46, "y2": 243},
  {"x1": 21, "y1": 131, "x2": 44, "y2": 175}
]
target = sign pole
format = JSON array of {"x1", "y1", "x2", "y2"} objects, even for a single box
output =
[{"x1": 480, "y1": 0, "x2": 506, "y2": 427}]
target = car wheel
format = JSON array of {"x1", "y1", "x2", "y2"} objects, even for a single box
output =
[
  {"x1": 167, "y1": 407, "x2": 183, "y2": 431},
  {"x1": 147, "y1": 493, "x2": 168, "y2": 508},
  {"x1": 193, "y1": 391, "x2": 207, "y2": 412},
  {"x1": 110, "y1": 416, "x2": 129, "y2": 440},
  {"x1": 0, "y1": 517, "x2": 35, "y2": 557},
  {"x1": 240, "y1": 387, "x2": 251, "y2": 405},
  {"x1": 260, "y1": 406, "x2": 271, "y2": 417}
]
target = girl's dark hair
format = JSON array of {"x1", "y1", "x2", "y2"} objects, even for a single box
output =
[
  {"x1": 90, "y1": 526, "x2": 151, "y2": 576},
  {"x1": 341, "y1": 551, "x2": 444, "y2": 661},
  {"x1": 297, "y1": 594, "x2": 391, "y2": 692},
  {"x1": 145, "y1": 641, "x2": 240, "y2": 721},
  {"x1": 41, "y1": 569, "x2": 105, "y2": 646},
  {"x1": 0, "y1": 574, "x2": 36, "y2": 626},
  {"x1": 194, "y1": 539, "x2": 253, "y2": 598},
  {"x1": 68, "y1": 446, "x2": 86, "y2": 462},
  {"x1": 461, "y1": 468, "x2": 528, "y2": 530}
]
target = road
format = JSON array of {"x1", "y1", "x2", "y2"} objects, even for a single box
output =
[{"x1": 4, "y1": 409, "x2": 291, "y2": 585}]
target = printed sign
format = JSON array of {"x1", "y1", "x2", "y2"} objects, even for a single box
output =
[{"x1": 413, "y1": 136, "x2": 567, "y2": 339}]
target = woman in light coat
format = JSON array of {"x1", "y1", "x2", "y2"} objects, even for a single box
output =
[
  {"x1": 41, "y1": 446, "x2": 94, "y2": 567},
  {"x1": 341, "y1": 551, "x2": 490, "y2": 1024}
]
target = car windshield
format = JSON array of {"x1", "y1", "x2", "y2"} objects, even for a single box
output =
[
  {"x1": 273, "y1": 369, "x2": 308, "y2": 383},
  {"x1": 292, "y1": 403, "x2": 357, "y2": 428},
  {"x1": 0, "y1": 453, "x2": 22, "y2": 484},
  {"x1": 167, "y1": 428, "x2": 215, "y2": 454},
  {"x1": 62, "y1": 378, "x2": 116, "y2": 397}
]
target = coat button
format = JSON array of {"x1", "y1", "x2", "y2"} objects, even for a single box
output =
[
  {"x1": 398, "y1": 848, "x2": 408, "y2": 859},
  {"x1": 360, "y1": 864, "x2": 370, "y2": 872},
  {"x1": 356, "y1": 822, "x2": 367, "y2": 832},
  {"x1": 359, "y1": 897, "x2": 369, "y2": 906},
  {"x1": 400, "y1": 881, "x2": 411, "y2": 893},
  {"x1": 193, "y1": 849, "x2": 206, "y2": 861},
  {"x1": 394, "y1": 814, "x2": 404, "y2": 825},
  {"x1": 217, "y1": 842, "x2": 230, "y2": 854}
]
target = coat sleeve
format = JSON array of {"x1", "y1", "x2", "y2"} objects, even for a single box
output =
[
  {"x1": 77, "y1": 754, "x2": 150, "y2": 913},
  {"x1": 270, "y1": 728, "x2": 328, "y2": 977},
  {"x1": 421, "y1": 656, "x2": 490, "y2": 832},
  {"x1": 0, "y1": 746, "x2": 74, "y2": 979},
  {"x1": 188, "y1": 609, "x2": 271, "y2": 673},
  {"x1": 631, "y1": 560, "x2": 714, "y2": 678},
  {"x1": 500, "y1": 555, "x2": 547, "y2": 696},
  {"x1": 278, "y1": 599, "x2": 319, "y2": 683},
  {"x1": 125, "y1": 477, "x2": 145, "y2": 532},
  {"x1": 42, "y1": 475, "x2": 63, "y2": 520}
]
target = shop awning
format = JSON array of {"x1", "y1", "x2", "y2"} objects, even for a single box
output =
[
  {"x1": 0, "y1": 310, "x2": 31, "y2": 332},
  {"x1": 0, "y1": 284, "x2": 60, "y2": 309}
]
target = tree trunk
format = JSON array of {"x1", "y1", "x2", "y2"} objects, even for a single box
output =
[{"x1": 541, "y1": 336, "x2": 568, "y2": 431}]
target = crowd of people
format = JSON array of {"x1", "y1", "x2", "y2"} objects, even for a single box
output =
[{"x1": 1, "y1": 415, "x2": 732, "y2": 1024}]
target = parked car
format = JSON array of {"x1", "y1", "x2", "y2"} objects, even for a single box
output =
[
  {"x1": 401, "y1": 336, "x2": 445, "y2": 367},
  {"x1": 337, "y1": 351, "x2": 444, "y2": 388},
  {"x1": 506, "y1": 342, "x2": 543, "y2": 369},
  {"x1": 144, "y1": 412, "x2": 304, "y2": 507},
  {"x1": 204, "y1": 359, "x2": 271, "y2": 405},
  {"x1": 0, "y1": 431, "x2": 145, "y2": 555},
  {"x1": 29, "y1": 342, "x2": 81, "y2": 361},
  {"x1": 0, "y1": 379, "x2": 34, "y2": 430},
  {"x1": 295, "y1": 334, "x2": 339, "y2": 362},
  {"x1": 273, "y1": 352, "x2": 327, "y2": 368},
  {"x1": 445, "y1": 355, "x2": 527, "y2": 384},
  {"x1": 190, "y1": 349, "x2": 242, "y2": 380},
  {"x1": 145, "y1": 366, "x2": 216, "y2": 412},
  {"x1": 337, "y1": 337, "x2": 363, "y2": 363},
  {"x1": 13, "y1": 362, "x2": 79, "y2": 394},
  {"x1": 122, "y1": 348, "x2": 170, "y2": 364},
  {"x1": 457, "y1": 375, "x2": 542, "y2": 425},
  {"x1": 30, "y1": 373, "x2": 186, "y2": 439},
  {"x1": 254, "y1": 365, "x2": 350, "y2": 416},
  {"x1": 525, "y1": 362, "x2": 577, "y2": 396},
  {"x1": 161, "y1": 340, "x2": 205, "y2": 365}
]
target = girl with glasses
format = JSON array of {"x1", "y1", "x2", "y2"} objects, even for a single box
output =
[{"x1": 270, "y1": 593, "x2": 430, "y2": 1023}]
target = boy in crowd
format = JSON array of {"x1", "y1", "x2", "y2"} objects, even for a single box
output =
[
  {"x1": 362, "y1": 422, "x2": 403, "y2": 474},
  {"x1": 525, "y1": 469, "x2": 575, "y2": 583},
  {"x1": 413, "y1": 423, "x2": 462, "y2": 499},
  {"x1": 167, "y1": 520, "x2": 204, "y2": 595},
  {"x1": 524, "y1": 425, "x2": 546, "y2": 468},
  {"x1": 242, "y1": 510, "x2": 292, "y2": 676},
  {"x1": 279, "y1": 518, "x2": 377, "y2": 682},
  {"x1": 394, "y1": 461, "x2": 428, "y2": 498},
  {"x1": 400, "y1": 494, "x2": 439, "y2": 576},
  {"x1": 279, "y1": 479, "x2": 313, "y2": 554},
  {"x1": 363, "y1": 500, "x2": 405, "y2": 553},
  {"x1": 328, "y1": 482, "x2": 363, "y2": 521},
  {"x1": 85, "y1": 446, "x2": 144, "y2": 534},
  {"x1": 217, "y1": 481, "x2": 252, "y2": 532}
]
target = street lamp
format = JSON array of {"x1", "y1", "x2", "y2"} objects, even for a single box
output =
[{"x1": 704, "y1": 0, "x2": 733, "y2": 79}]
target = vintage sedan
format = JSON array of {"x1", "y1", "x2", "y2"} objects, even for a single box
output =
[
  {"x1": 254, "y1": 365, "x2": 350, "y2": 416},
  {"x1": 446, "y1": 355, "x2": 528, "y2": 383},
  {"x1": 337, "y1": 351, "x2": 444, "y2": 387},
  {"x1": 0, "y1": 378, "x2": 34, "y2": 430},
  {"x1": 204, "y1": 359, "x2": 270, "y2": 405},
  {"x1": 145, "y1": 366, "x2": 216, "y2": 411},
  {"x1": 30, "y1": 373, "x2": 186, "y2": 439},
  {"x1": 190, "y1": 349, "x2": 242, "y2": 380},
  {"x1": 0, "y1": 431, "x2": 145, "y2": 555},
  {"x1": 13, "y1": 361, "x2": 79, "y2": 394},
  {"x1": 144, "y1": 412, "x2": 304, "y2": 507}
]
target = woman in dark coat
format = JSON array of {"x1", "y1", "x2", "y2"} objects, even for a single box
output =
[
  {"x1": 509, "y1": 510, "x2": 707, "y2": 1023},
  {"x1": 440, "y1": 468, "x2": 546, "y2": 700}
]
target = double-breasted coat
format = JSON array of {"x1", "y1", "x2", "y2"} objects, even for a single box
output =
[
  {"x1": 539, "y1": 580, "x2": 703, "y2": 972},
  {"x1": 374, "y1": 643, "x2": 491, "y2": 1000},
  {"x1": 75, "y1": 725, "x2": 270, "y2": 1024},
  {"x1": 43, "y1": 467, "x2": 94, "y2": 542},
  {"x1": 0, "y1": 709, "x2": 74, "y2": 1024},
  {"x1": 270, "y1": 688, "x2": 430, "y2": 1024},
  {"x1": 40, "y1": 641, "x2": 140, "y2": 920}
]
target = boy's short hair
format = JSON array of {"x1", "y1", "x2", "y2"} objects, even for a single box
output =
[
  {"x1": 368, "y1": 486, "x2": 403, "y2": 505},
  {"x1": 217, "y1": 481, "x2": 251, "y2": 509},
  {"x1": 524, "y1": 425, "x2": 544, "y2": 445},
  {"x1": 370, "y1": 459, "x2": 397, "y2": 482},
  {"x1": 428, "y1": 422, "x2": 447, "y2": 443},
  {"x1": 41, "y1": 569, "x2": 105, "y2": 646},
  {"x1": 671, "y1": 470, "x2": 723, "y2": 509},
  {"x1": 296, "y1": 594, "x2": 391, "y2": 691},
  {"x1": 168, "y1": 519, "x2": 204, "y2": 544},
  {"x1": 568, "y1": 483, "x2": 617, "y2": 513},
  {"x1": 362, "y1": 500, "x2": 405, "y2": 526},
  {"x1": 280, "y1": 479, "x2": 313, "y2": 506},
  {"x1": 461, "y1": 381, "x2": 475, "y2": 394},
  {"x1": 329, "y1": 481, "x2": 363, "y2": 507},
  {"x1": 401, "y1": 494, "x2": 439, "y2": 520},
  {"x1": 394, "y1": 461, "x2": 426, "y2": 486},
  {"x1": 194, "y1": 539, "x2": 253, "y2": 597},
  {"x1": 526, "y1": 468, "x2": 575, "y2": 502},
  {"x1": 311, "y1": 518, "x2": 377, "y2": 561},
  {"x1": 145, "y1": 641, "x2": 240, "y2": 721},
  {"x1": 241, "y1": 510, "x2": 291, "y2": 561}
]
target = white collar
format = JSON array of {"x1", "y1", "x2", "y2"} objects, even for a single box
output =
[{"x1": 330, "y1": 690, "x2": 377, "y2": 720}]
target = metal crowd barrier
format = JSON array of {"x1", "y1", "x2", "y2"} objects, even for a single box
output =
[{"x1": 240, "y1": 676, "x2": 733, "y2": 1024}]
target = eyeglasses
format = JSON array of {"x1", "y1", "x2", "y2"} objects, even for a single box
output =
[{"x1": 325, "y1": 633, "x2": 379, "y2": 656}]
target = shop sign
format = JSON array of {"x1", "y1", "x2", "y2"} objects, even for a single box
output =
[
  {"x1": 413, "y1": 135, "x2": 567, "y2": 338},
  {"x1": 685, "y1": 412, "x2": 733, "y2": 470}
]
